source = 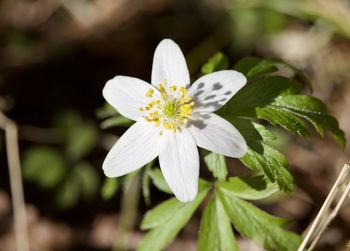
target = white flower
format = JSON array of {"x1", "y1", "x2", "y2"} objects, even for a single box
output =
[{"x1": 102, "y1": 39, "x2": 248, "y2": 202}]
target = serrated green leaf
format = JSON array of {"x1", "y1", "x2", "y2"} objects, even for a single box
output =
[
  {"x1": 147, "y1": 168, "x2": 172, "y2": 194},
  {"x1": 223, "y1": 76, "x2": 300, "y2": 116},
  {"x1": 22, "y1": 147, "x2": 67, "y2": 189},
  {"x1": 228, "y1": 118, "x2": 276, "y2": 148},
  {"x1": 227, "y1": 117, "x2": 294, "y2": 192},
  {"x1": 201, "y1": 52, "x2": 229, "y2": 75},
  {"x1": 198, "y1": 195, "x2": 239, "y2": 251},
  {"x1": 219, "y1": 175, "x2": 280, "y2": 200},
  {"x1": 273, "y1": 95, "x2": 345, "y2": 147},
  {"x1": 204, "y1": 152, "x2": 227, "y2": 181},
  {"x1": 138, "y1": 181, "x2": 211, "y2": 251},
  {"x1": 74, "y1": 161, "x2": 99, "y2": 200},
  {"x1": 256, "y1": 106, "x2": 310, "y2": 137},
  {"x1": 219, "y1": 190, "x2": 301, "y2": 251},
  {"x1": 254, "y1": 123, "x2": 277, "y2": 142},
  {"x1": 241, "y1": 144, "x2": 294, "y2": 192},
  {"x1": 101, "y1": 178, "x2": 120, "y2": 200}
]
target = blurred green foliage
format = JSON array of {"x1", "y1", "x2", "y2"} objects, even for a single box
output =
[{"x1": 22, "y1": 111, "x2": 100, "y2": 209}]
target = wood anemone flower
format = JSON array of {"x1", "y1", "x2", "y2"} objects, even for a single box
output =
[{"x1": 102, "y1": 39, "x2": 248, "y2": 202}]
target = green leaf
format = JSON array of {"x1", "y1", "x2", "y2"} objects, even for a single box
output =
[
  {"x1": 234, "y1": 56, "x2": 312, "y2": 89},
  {"x1": 273, "y1": 95, "x2": 345, "y2": 147},
  {"x1": 56, "y1": 175, "x2": 80, "y2": 209},
  {"x1": 96, "y1": 103, "x2": 119, "y2": 119},
  {"x1": 55, "y1": 111, "x2": 98, "y2": 160},
  {"x1": 204, "y1": 152, "x2": 228, "y2": 181},
  {"x1": 241, "y1": 144, "x2": 294, "y2": 192},
  {"x1": 227, "y1": 118, "x2": 294, "y2": 192},
  {"x1": 100, "y1": 116, "x2": 133, "y2": 129},
  {"x1": 256, "y1": 106, "x2": 310, "y2": 137},
  {"x1": 198, "y1": 194, "x2": 239, "y2": 251},
  {"x1": 22, "y1": 147, "x2": 67, "y2": 189},
  {"x1": 142, "y1": 164, "x2": 153, "y2": 206},
  {"x1": 101, "y1": 178, "x2": 120, "y2": 200},
  {"x1": 223, "y1": 76, "x2": 300, "y2": 116},
  {"x1": 218, "y1": 175, "x2": 280, "y2": 200},
  {"x1": 73, "y1": 161, "x2": 99, "y2": 200},
  {"x1": 253, "y1": 123, "x2": 277, "y2": 143},
  {"x1": 234, "y1": 56, "x2": 262, "y2": 76},
  {"x1": 138, "y1": 181, "x2": 211, "y2": 251},
  {"x1": 201, "y1": 52, "x2": 229, "y2": 75},
  {"x1": 234, "y1": 56, "x2": 279, "y2": 80},
  {"x1": 227, "y1": 117, "x2": 269, "y2": 153},
  {"x1": 147, "y1": 168, "x2": 172, "y2": 194},
  {"x1": 219, "y1": 190, "x2": 301, "y2": 251}
]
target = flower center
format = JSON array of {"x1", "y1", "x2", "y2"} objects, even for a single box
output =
[
  {"x1": 139, "y1": 83, "x2": 195, "y2": 134},
  {"x1": 162, "y1": 101, "x2": 178, "y2": 118}
]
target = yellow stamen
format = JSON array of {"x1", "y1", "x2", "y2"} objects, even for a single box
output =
[
  {"x1": 169, "y1": 85, "x2": 177, "y2": 92},
  {"x1": 140, "y1": 84, "x2": 195, "y2": 133},
  {"x1": 145, "y1": 88, "x2": 154, "y2": 98}
]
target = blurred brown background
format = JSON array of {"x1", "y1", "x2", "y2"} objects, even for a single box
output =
[{"x1": 0, "y1": 0, "x2": 349, "y2": 250}]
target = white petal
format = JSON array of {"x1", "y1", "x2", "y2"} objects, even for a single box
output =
[
  {"x1": 188, "y1": 70, "x2": 247, "y2": 114},
  {"x1": 103, "y1": 121, "x2": 161, "y2": 177},
  {"x1": 187, "y1": 113, "x2": 247, "y2": 158},
  {"x1": 159, "y1": 130, "x2": 199, "y2": 202},
  {"x1": 103, "y1": 76, "x2": 159, "y2": 121},
  {"x1": 151, "y1": 39, "x2": 190, "y2": 89}
]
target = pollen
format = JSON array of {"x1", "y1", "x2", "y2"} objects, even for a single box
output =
[
  {"x1": 169, "y1": 85, "x2": 177, "y2": 92},
  {"x1": 145, "y1": 88, "x2": 154, "y2": 98},
  {"x1": 139, "y1": 83, "x2": 195, "y2": 134}
]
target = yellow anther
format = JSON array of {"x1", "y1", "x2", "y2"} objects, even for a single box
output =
[
  {"x1": 184, "y1": 96, "x2": 193, "y2": 102},
  {"x1": 169, "y1": 85, "x2": 177, "y2": 92},
  {"x1": 163, "y1": 122, "x2": 171, "y2": 130},
  {"x1": 179, "y1": 86, "x2": 187, "y2": 95},
  {"x1": 158, "y1": 84, "x2": 165, "y2": 92},
  {"x1": 145, "y1": 88, "x2": 154, "y2": 98},
  {"x1": 139, "y1": 107, "x2": 144, "y2": 111}
]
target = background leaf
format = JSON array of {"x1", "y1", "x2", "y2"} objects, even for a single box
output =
[
  {"x1": 73, "y1": 161, "x2": 100, "y2": 200},
  {"x1": 22, "y1": 146, "x2": 67, "y2": 189},
  {"x1": 55, "y1": 111, "x2": 98, "y2": 160},
  {"x1": 56, "y1": 175, "x2": 80, "y2": 209},
  {"x1": 101, "y1": 177, "x2": 120, "y2": 200},
  {"x1": 234, "y1": 56, "x2": 279, "y2": 80},
  {"x1": 201, "y1": 52, "x2": 229, "y2": 75}
]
